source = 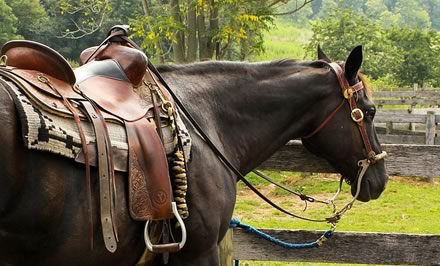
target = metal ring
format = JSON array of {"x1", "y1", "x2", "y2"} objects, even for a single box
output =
[
  {"x1": 37, "y1": 73, "x2": 49, "y2": 84},
  {"x1": 351, "y1": 108, "x2": 364, "y2": 122}
]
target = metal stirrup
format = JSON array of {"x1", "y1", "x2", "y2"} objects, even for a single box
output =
[{"x1": 144, "y1": 202, "x2": 187, "y2": 253}]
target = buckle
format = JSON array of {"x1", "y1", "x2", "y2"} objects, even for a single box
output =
[{"x1": 351, "y1": 108, "x2": 364, "y2": 122}]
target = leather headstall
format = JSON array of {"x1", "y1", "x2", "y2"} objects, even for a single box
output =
[{"x1": 303, "y1": 62, "x2": 378, "y2": 163}]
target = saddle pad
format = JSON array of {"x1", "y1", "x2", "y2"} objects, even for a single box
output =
[{"x1": 3, "y1": 79, "x2": 191, "y2": 166}]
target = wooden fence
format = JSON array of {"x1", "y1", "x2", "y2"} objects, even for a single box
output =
[
  {"x1": 374, "y1": 86, "x2": 440, "y2": 108},
  {"x1": 375, "y1": 109, "x2": 439, "y2": 145},
  {"x1": 371, "y1": 87, "x2": 440, "y2": 145},
  {"x1": 220, "y1": 142, "x2": 440, "y2": 265}
]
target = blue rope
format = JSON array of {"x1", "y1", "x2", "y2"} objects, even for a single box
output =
[{"x1": 229, "y1": 218, "x2": 334, "y2": 249}]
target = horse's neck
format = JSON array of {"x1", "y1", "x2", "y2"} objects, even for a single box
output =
[{"x1": 162, "y1": 61, "x2": 328, "y2": 173}]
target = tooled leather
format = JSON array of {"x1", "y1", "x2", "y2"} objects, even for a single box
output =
[{"x1": 126, "y1": 119, "x2": 173, "y2": 221}]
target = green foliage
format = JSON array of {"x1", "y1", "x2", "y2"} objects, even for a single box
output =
[
  {"x1": 306, "y1": 7, "x2": 440, "y2": 88},
  {"x1": 394, "y1": 0, "x2": 432, "y2": 29},
  {"x1": 0, "y1": 0, "x2": 21, "y2": 45},
  {"x1": 130, "y1": 4, "x2": 185, "y2": 59},
  {"x1": 6, "y1": 0, "x2": 49, "y2": 43},
  {"x1": 388, "y1": 27, "x2": 440, "y2": 87},
  {"x1": 306, "y1": 8, "x2": 398, "y2": 80}
]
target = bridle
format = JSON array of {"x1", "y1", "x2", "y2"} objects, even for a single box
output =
[
  {"x1": 302, "y1": 62, "x2": 387, "y2": 177},
  {"x1": 303, "y1": 62, "x2": 383, "y2": 161},
  {"x1": 251, "y1": 62, "x2": 387, "y2": 224},
  {"x1": 148, "y1": 57, "x2": 387, "y2": 226}
]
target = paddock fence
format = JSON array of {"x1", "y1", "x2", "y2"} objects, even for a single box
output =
[
  {"x1": 220, "y1": 141, "x2": 440, "y2": 265},
  {"x1": 374, "y1": 87, "x2": 440, "y2": 145}
]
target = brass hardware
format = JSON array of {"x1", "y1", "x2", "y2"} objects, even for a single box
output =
[
  {"x1": 343, "y1": 88, "x2": 354, "y2": 99},
  {"x1": 350, "y1": 108, "x2": 364, "y2": 122}
]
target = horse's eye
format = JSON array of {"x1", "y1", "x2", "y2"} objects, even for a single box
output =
[{"x1": 365, "y1": 108, "x2": 376, "y2": 120}]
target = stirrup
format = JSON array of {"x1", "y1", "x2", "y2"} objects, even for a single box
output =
[{"x1": 144, "y1": 202, "x2": 187, "y2": 253}]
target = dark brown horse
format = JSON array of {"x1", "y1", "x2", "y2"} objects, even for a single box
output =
[{"x1": 0, "y1": 46, "x2": 387, "y2": 265}]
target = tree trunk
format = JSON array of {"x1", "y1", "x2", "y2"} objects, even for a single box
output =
[
  {"x1": 141, "y1": 0, "x2": 150, "y2": 15},
  {"x1": 197, "y1": 4, "x2": 210, "y2": 60},
  {"x1": 141, "y1": 0, "x2": 165, "y2": 63},
  {"x1": 186, "y1": 0, "x2": 197, "y2": 62},
  {"x1": 171, "y1": 0, "x2": 186, "y2": 63},
  {"x1": 208, "y1": 0, "x2": 219, "y2": 59}
]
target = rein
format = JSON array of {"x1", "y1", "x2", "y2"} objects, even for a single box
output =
[
  {"x1": 148, "y1": 57, "x2": 387, "y2": 223},
  {"x1": 149, "y1": 60, "x2": 386, "y2": 227}
]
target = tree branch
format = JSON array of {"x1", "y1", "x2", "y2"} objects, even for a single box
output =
[
  {"x1": 272, "y1": 0, "x2": 314, "y2": 16},
  {"x1": 57, "y1": 0, "x2": 108, "y2": 39}
]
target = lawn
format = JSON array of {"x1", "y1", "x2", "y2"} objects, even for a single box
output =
[
  {"x1": 250, "y1": 20, "x2": 313, "y2": 62},
  {"x1": 233, "y1": 172, "x2": 440, "y2": 265}
]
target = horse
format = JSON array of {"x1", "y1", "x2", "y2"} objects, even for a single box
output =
[{"x1": 0, "y1": 45, "x2": 387, "y2": 266}]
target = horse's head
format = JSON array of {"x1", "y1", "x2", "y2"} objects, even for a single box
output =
[{"x1": 301, "y1": 46, "x2": 388, "y2": 202}]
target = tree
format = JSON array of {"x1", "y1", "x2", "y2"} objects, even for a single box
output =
[
  {"x1": 131, "y1": 0, "x2": 314, "y2": 63},
  {"x1": 364, "y1": 0, "x2": 400, "y2": 27},
  {"x1": 6, "y1": 0, "x2": 50, "y2": 43},
  {"x1": 306, "y1": 8, "x2": 399, "y2": 80},
  {"x1": 387, "y1": 27, "x2": 440, "y2": 86},
  {"x1": 394, "y1": 0, "x2": 431, "y2": 29},
  {"x1": 0, "y1": 0, "x2": 21, "y2": 46},
  {"x1": 306, "y1": 7, "x2": 440, "y2": 87}
]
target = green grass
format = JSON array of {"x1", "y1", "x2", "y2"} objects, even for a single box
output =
[
  {"x1": 233, "y1": 174, "x2": 440, "y2": 265},
  {"x1": 250, "y1": 20, "x2": 313, "y2": 62}
]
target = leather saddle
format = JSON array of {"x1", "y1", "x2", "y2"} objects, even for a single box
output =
[{"x1": 0, "y1": 26, "x2": 183, "y2": 253}]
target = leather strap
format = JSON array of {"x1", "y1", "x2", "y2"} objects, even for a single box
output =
[
  {"x1": 81, "y1": 101, "x2": 118, "y2": 253},
  {"x1": 328, "y1": 63, "x2": 375, "y2": 158}
]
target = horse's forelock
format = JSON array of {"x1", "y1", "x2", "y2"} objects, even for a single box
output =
[{"x1": 358, "y1": 73, "x2": 373, "y2": 99}]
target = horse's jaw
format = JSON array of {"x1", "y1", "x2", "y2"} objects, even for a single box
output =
[{"x1": 350, "y1": 162, "x2": 388, "y2": 202}]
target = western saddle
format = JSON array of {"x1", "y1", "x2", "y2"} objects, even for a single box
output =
[{"x1": 0, "y1": 25, "x2": 186, "y2": 254}]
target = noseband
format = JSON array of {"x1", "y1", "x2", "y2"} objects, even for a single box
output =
[{"x1": 303, "y1": 62, "x2": 387, "y2": 194}]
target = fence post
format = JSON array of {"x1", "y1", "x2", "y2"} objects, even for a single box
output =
[
  {"x1": 426, "y1": 111, "x2": 435, "y2": 144},
  {"x1": 386, "y1": 122, "x2": 393, "y2": 135},
  {"x1": 219, "y1": 229, "x2": 234, "y2": 266},
  {"x1": 425, "y1": 111, "x2": 435, "y2": 183},
  {"x1": 409, "y1": 83, "x2": 418, "y2": 131}
]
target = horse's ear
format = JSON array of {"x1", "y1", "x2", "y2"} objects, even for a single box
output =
[
  {"x1": 317, "y1": 45, "x2": 331, "y2": 62},
  {"x1": 345, "y1": 45, "x2": 363, "y2": 81}
]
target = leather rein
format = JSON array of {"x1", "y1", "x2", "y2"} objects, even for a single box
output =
[{"x1": 148, "y1": 55, "x2": 387, "y2": 224}]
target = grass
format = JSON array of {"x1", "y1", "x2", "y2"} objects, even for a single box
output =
[
  {"x1": 250, "y1": 20, "x2": 313, "y2": 62},
  {"x1": 235, "y1": 172, "x2": 440, "y2": 234},
  {"x1": 233, "y1": 173, "x2": 440, "y2": 265}
]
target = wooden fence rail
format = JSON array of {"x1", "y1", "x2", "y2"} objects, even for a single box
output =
[
  {"x1": 374, "y1": 87, "x2": 440, "y2": 107},
  {"x1": 219, "y1": 142, "x2": 440, "y2": 265},
  {"x1": 229, "y1": 229, "x2": 440, "y2": 265},
  {"x1": 374, "y1": 109, "x2": 439, "y2": 144},
  {"x1": 260, "y1": 141, "x2": 440, "y2": 178}
]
